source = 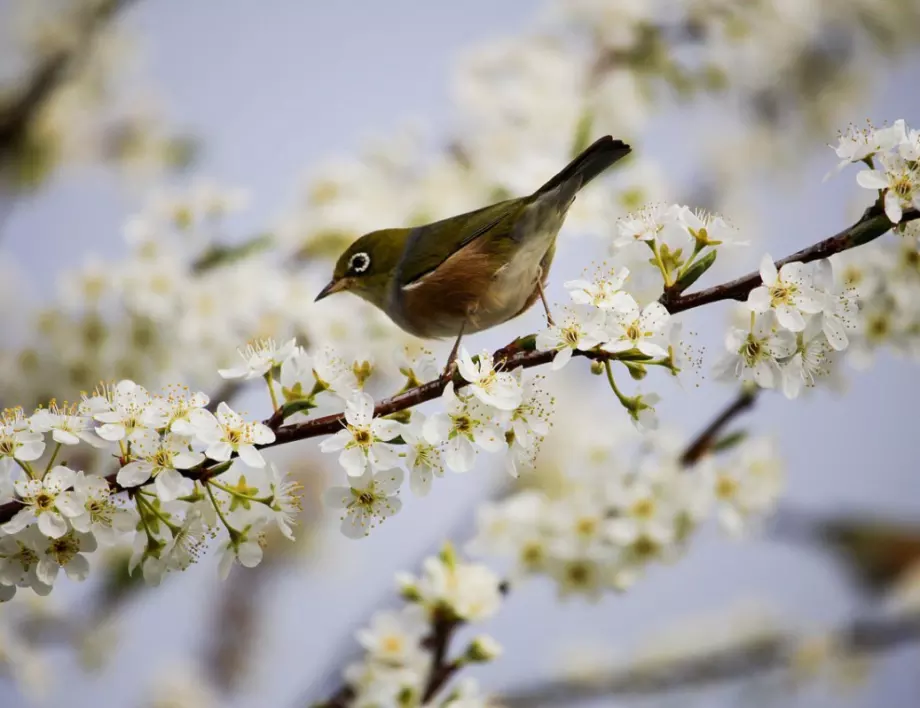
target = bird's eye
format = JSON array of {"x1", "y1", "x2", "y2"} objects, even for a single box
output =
[{"x1": 348, "y1": 252, "x2": 370, "y2": 274}]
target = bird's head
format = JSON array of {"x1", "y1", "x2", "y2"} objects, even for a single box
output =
[{"x1": 315, "y1": 228, "x2": 409, "y2": 310}]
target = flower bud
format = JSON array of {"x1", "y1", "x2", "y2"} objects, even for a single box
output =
[{"x1": 463, "y1": 635, "x2": 502, "y2": 663}]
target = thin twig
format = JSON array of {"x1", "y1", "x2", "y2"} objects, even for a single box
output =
[
  {"x1": 679, "y1": 387, "x2": 758, "y2": 465},
  {"x1": 0, "y1": 205, "x2": 910, "y2": 526},
  {"x1": 310, "y1": 390, "x2": 757, "y2": 706},
  {"x1": 499, "y1": 611, "x2": 920, "y2": 707}
]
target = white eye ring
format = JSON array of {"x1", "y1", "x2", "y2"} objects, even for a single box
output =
[{"x1": 348, "y1": 252, "x2": 370, "y2": 274}]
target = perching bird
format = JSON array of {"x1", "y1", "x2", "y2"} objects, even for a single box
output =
[{"x1": 315, "y1": 136, "x2": 631, "y2": 365}]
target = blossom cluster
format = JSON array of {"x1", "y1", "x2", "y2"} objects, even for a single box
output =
[
  {"x1": 321, "y1": 350, "x2": 553, "y2": 538},
  {"x1": 831, "y1": 119, "x2": 920, "y2": 224},
  {"x1": 714, "y1": 257, "x2": 857, "y2": 398},
  {"x1": 468, "y1": 434, "x2": 784, "y2": 600},
  {"x1": 0, "y1": 369, "x2": 302, "y2": 602},
  {"x1": 338, "y1": 545, "x2": 503, "y2": 707}
]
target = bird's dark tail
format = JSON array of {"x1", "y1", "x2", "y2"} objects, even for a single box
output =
[{"x1": 534, "y1": 135, "x2": 631, "y2": 197}]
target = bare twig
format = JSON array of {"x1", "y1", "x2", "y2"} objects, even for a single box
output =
[
  {"x1": 0, "y1": 205, "x2": 910, "y2": 526},
  {"x1": 499, "y1": 611, "x2": 920, "y2": 706}
]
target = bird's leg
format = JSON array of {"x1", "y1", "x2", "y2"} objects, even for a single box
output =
[
  {"x1": 536, "y1": 267, "x2": 555, "y2": 326},
  {"x1": 443, "y1": 323, "x2": 466, "y2": 378}
]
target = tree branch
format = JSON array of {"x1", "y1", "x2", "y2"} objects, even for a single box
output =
[
  {"x1": 660, "y1": 205, "x2": 919, "y2": 312},
  {"x1": 0, "y1": 0, "x2": 138, "y2": 159},
  {"x1": 499, "y1": 611, "x2": 920, "y2": 707},
  {"x1": 0, "y1": 204, "x2": 907, "y2": 526}
]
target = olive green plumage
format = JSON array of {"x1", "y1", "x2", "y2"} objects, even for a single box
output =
[{"x1": 316, "y1": 136, "x2": 631, "y2": 339}]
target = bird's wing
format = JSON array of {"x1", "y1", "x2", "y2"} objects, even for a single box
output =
[{"x1": 394, "y1": 198, "x2": 523, "y2": 287}]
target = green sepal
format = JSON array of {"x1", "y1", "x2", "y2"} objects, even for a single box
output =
[{"x1": 674, "y1": 249, "x2": 717, "y2": 294}]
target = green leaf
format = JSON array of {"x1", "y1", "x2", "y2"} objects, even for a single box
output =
[
  {"x1": 192, "y1": 232, "x2": 274, "y2": 273},
  {"x1": 712, "y1": 430, "x2": 747, "y2": 453},
  {"x1": 674, "y1": 249, "x2": 717, "y2": 294},
  {"x1": 279, "y1": 398, "x2": 318, "y2": 419}
]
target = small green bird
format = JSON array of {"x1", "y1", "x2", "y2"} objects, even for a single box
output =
[{"x1": 315, "y1": 136, "x2": 631, "y2": 366}]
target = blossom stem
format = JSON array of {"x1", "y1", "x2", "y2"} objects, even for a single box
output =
[
  {"x1": 264, "y1": 372, "x2": 280, "y2": 412},
  {"x1": 206, "y1": 481, "x2": 239, "y2": 536},
  {"x1": 136, "y1": 493, "x2": 181, "y2": 534},
  {"x1": 44, "y1": 442, "x2": 62, "y2": 475},
  {"x1": 603, "y1": 361, "x2": 631, "y2": 409},
  {"x1": 14, "y1": 459, "x2": 35, "y2": 480}
]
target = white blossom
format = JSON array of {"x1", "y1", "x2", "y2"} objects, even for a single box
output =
[
  {"x1": 423, "y1": 384, "x2": 505, "y2": 473},
  {"x1": 324, "y1": 467, "x2": 404, "y2": 539},
  {"x1": 2, "y1": 466, "x2": 83, "y2": 539},
  {"x1": 68, "y1": 471, "x2": 135, "y2": 544},
  {"x1": 402, "y1": 552, "x2": 503, "y2": 622},
  {"x1": 564, "y1": 268, "x2": 633, "y2": 309},
  {"x1": 192, "y1": 402, "x2": 275, "y2": 468},
  {"x1": 117, "y1": 429, "x2": 202, "y2": 501},
  {"x1": 456, "y1": 348, "x2": 523, "y2": 411},
  {"x1": 747, "y1": 255, "x2": 822, "y2": 332},
  {"x1": 714, "y1": 312, "x2": 797, "y2": 388},
  {"x1": 401, "y1": 412, "x2": 444, "y2": 497},
  {"x1": 318, "y1": 393, "x2": 401, "y2": 478},
  {"x1": 29, "y1": 403, "x2": 102, "y2": 447},
  {"x1": 535, "y1": 309, "x2": 606, "y2": 369},
  {"x1": 0, "y1": 411, "x2": 45, "y2": 463},
  {"x1": 218, "y1": 337, "x2": 297, "y2": 380},
  {"x1": 602, "y1": 299, "x2": 670, "y2": 357},
  {"x1": 217, "y1": 521, "x2": 265, "y2": 579},
  {"x1": 856, "y1": 152, "x2": 920, "y2": 224},
  {"x1": 83, "y1": 380, "x2": 162, "y2": 443}
]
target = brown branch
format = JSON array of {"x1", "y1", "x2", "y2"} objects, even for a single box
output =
[
  {"x1": 679, "y1": 387, "x2": 758, "y2": 465},
  {"x1": 0, "y1": 0, "x2": 138, "y2": 158},
  {"x1": 499, "y1": 611, "x2": 920, "y2": 707},
  {"x1": 660, "y1": 205, "x2": 919, "y2": 312},
  {"x1": 0, "y1": 204, "x2": 906, "y2": 525}
]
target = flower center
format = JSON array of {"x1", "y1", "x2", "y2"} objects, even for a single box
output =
[
  {"x1": 769, "y1": 283, "x2": 795, "y2": 306},
  {"x1": 575, "y1": 517, "x2": 597, "y2": 537},
  {"x1": 381, "y1": 636, "x2": 403, "y2": 654},
  {"x1": 48, "y1": 536, "x2": 79, "y2": 564},
  {"x1": 562, "y1": 327, "x2": 580, "y2": 347},
  {"x1": 630, "y1": 498, "x2": 655, "y2": 519},
  {"x1": 34, "y1": 492, "x2": 55, "y2": 511},
  {"x1": 715, "y1": 475, "x2": 738, "y2": 500},
  {"x1": 353, "y1": 428, "x2": 372, "y2": 446},
  {"x1": 566, "y1": 561, "x2": 592, "y2": 586},
  {"x1": 632, "y1": 535, "x2": 659, "y2": 558},
  {"x1": 892, "y1": 176, "x2": 913, "y2": 198},
  {"x1": 453, "y1": 415, "x2": 473, "y2": 435},
  {"x1": 626, "y1": 323, "x2": 640, "y2": 341},
  {"x1": 521, "y1": 542, "x2": 543, "y2": 568},
  {"x1": 0, "y1": 438, "x2": 16, "y2": 456},
  {"x1": 226, "y1": 429, "x2": 243, "y2": 445},
  {"x1": 742, "y1": 336, "x2": 763, "y2": 365}
]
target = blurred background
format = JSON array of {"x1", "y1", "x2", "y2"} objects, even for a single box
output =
[{"x1": 1, "y1": 1, "x2": 920, "y2": 707}]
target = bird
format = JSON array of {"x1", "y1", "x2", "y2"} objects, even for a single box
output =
[{"x1": 315, "y1": 135, "x2": 631, "y2": 370}]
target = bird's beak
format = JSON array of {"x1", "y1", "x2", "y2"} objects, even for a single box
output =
[{"x1": 315, "y1": 278, "x2": 348, "y2": 302}]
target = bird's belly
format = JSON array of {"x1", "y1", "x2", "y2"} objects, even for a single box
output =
[{"x1": 391, "y1": 217, "x2": 559, "y2": 339}]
